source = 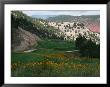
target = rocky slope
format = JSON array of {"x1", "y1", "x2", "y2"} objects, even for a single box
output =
[
  {"x1": 11, "y1": 27, "x2": 40, "y2": 52},
  {"x1": 11, "y1": 11, "x2": 41, "y2": 52},
  {"x1": 11, "y1": 11, "x2": 62, "y2": 52},
  {"x1": 47, "y1": 21, "x2": 100, "y2": 44}
]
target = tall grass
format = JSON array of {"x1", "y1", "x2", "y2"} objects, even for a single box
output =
[
  {"x1": 11, "y1": 52, "x2": 100, "y2": 77},
  {"x1": 11, "y1": 39, "x2": 100, "y2": 77}
]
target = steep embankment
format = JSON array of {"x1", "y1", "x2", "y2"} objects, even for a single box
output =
[
  {"x1": 11, "y1": 27, "x2": 40, "y2": 52},
  {"x1": 11, "y1": 11, "x2": 41, "y2": 52}
]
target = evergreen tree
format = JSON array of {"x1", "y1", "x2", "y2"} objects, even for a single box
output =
[{"x1": 75, "y1": 34, "x2": 100, "y2": 58}]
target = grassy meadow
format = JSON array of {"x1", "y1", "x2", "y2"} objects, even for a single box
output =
[{"x1": 11, "y1": 39, "x2": 100, "y2": 77}]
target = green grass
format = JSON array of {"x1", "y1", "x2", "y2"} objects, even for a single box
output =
[
  {"x1": 11, "y1": 39, "x2": 100, "y2": 77},
  {"x1": 37, "y1": 39, "x2": 75, "y2": 50}
]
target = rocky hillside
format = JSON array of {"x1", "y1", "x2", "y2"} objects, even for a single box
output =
[
  {"x1": 11, "y1": 11, "x2": 41, "y2": 52},
  {"x1": 11, "y1": 11, "x2": 63, "y2": 52},
  {"x1": 48, "y1": 21, "x2": 100, "y2": 44},
  {"x1": 11, "y1": 27, "x2": 40, "y2": 52}
]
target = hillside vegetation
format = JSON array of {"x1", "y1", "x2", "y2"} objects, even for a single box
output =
[{"x1": 11, "y1": 11, "x2": 100, "y2": 77}]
